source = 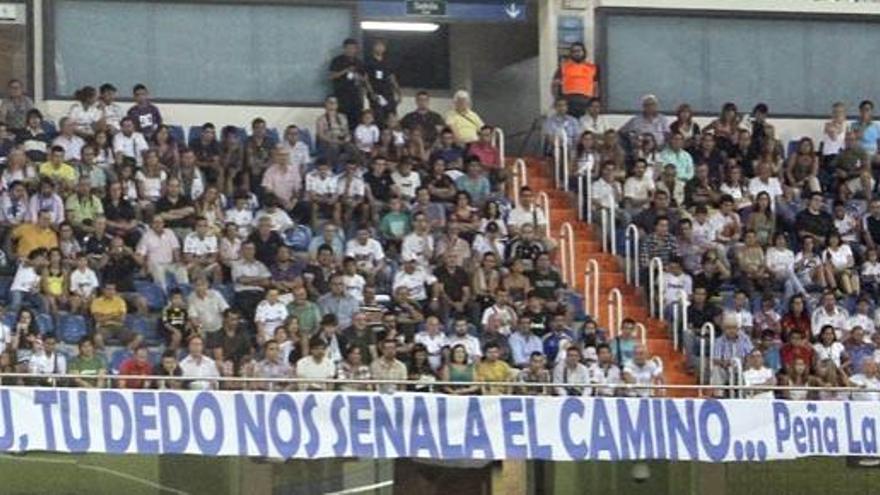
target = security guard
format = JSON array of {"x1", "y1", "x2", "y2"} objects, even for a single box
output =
[{"x1": 552, "y1": 42, "x2": 599, "y2": 118}]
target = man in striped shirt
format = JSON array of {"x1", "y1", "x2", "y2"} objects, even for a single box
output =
[{"x1": 710, "y1": 313, "x2": 754, "y2": 397}]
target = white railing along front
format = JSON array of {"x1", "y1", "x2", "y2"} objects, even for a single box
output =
[
  {"x1": 635, "y1": 322, "x2": 648, "y2": 346},
  {"x1": 552, "y1": 130, "x2": 569, "y2": 191},
  {"x1": 559, "y1": 222, "x2": 575, "y2": 286},
  {"x1": 537, "y1": 191, "x2": 551, "y2": 240},
  {"x1": 583, "y1": 258, "x2": 600, "y2": 319},
  {"x1": 607, "y1": 287, "x2": 623, "y2": 340},
  {"x1": 648, "y1": 257, "x2": 664, "y2": 320},
  {"x1": 624, "y1": 224, "x2": 640, "y2": 287}
]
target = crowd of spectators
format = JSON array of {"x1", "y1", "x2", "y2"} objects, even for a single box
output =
[
  {"x1": 0, "y1": 39, "x2": 666, "y2": 397},
  {"x1": 543, "y1": 87, "x2": 880, "y2": 400}
]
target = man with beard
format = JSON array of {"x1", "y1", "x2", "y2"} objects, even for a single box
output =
[{"x1": 551, "y1": 42, "x2": 599, "y2": 118}]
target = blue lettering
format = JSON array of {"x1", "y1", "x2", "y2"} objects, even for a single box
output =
[
  {"x1": 302, "y1": 395, "x2": 320, "y2": 457},
  {"x1": 101, "y1": 391, "x2": 132, "y2": 454},
  {"x1": 348, "y1": 396, "x2": 373, "y2": 458},
  {"x1": 33, "y1": 390, "x2": 58, "y2": 451},
  {"x1": 652, "y1": 397, "x2": 666, "y2": 458},
  {"x1": 773, "y1": 402, "x2": 791, "y2": 453},
  {"x1": 863, "y1": 417, "x2": 878, "y2": 454},
  {"x1": 60, "y1": 391, "x2": 91, "y2": 453},
  {"x1": 463, "y1": 398, "x2": 493, "y2": 459},
  {"x1": 846, "y1": 403, "x2": 862, "y2": 454},
  {"x1": 617, "y1": 399, "x2": 653, "y2": 460},
  {"x1": 373, "y1": 396, "x2": 405, "y2": 458},
  {"x1": 560, "y1": 398, "x2": 588, "y2": 459},
  {"x1": 234, "y1": 394, "x2": 267, "y2": 456},
  {"x1": 331, "y1": 395, "x2": 347, "y2": 456},
  {"x1": 793, "y1": 415, "x2": 808, "y2": 453},
  {"x1": 0, "y1": 390, "x2": 12, "y2": 450},
  {"x1": 132, "y1": 392, "x2": 158, "y2": 455},
  {"x1": 409, "y1": 397, "x2": 439, "y2": 458},
  {"x1": 191, "y1": 392, "x2": 223, "y2": 455},
  {"x1": 158, "y1": 392, "x2": 190, "y2": 454},
  {"x1": 501, "y1": 398, "x2": 527, "y2": 459},
  {"x1": 525, "y1": 398, "x2": 552, "y2": 459},
  {"x1": 665, "y1": 400, "x2": 697, "y2": 460},
  {"x1": 697, "y1": 400, "x2": 729, "y2": 462},
  {"x1": 269, "y1": 394, "x2": 300, "y2": 458},
  {"x1": 437, "y1": 397, "x2": 462, "y2": 458},
  {"x1": 589, "y1": 399, "x2": 619, "y2": 460}
]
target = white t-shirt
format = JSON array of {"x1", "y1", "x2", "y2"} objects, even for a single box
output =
[
  {"x1": 179, "y1": 355, "x2": 220, "y2": 390},
  {"x1": 135, "y1": 170, "x2": 167, "y2": 201},
  {"x1": 345, "y1": 239, "x2": 385, "y2": 271},
  {"x1": 226, "y1": 208, "x2": 255, "y2": 237},
  {"x1": 850, "y1": 374, "x2": 880, "y2": 401},
  {"x1": 10, "y1": 264, "x2": 40, "y2": 293},
  {"x1": 391, "y1": 171, "x2": 421, "y2": 199},
  {"x1": 183, "y1": 233, "x2": 219, "y2": 257},
  {"x1": 591, "y1": 178, "x2": 620, "y2": 209},
  {"x1": 765, "y1": 247, "x2": 795, "y2": 277},
  {"x1": 813, "y1": 341, "x2": 846, "y2": 368},
  {"x1": 623, "y1": 360, "x2": 662, "y2": 397},
  {"x1": 414, "y1": 331, "x2": 448, "y2": 370},
  {"x1": 742, "y1": 367, "x2": 775, "y2": 399},
  {"x1": 823, "y1": 245, "x2": 853, "y2": 271},
  {"x1": 392, "y1": 267, "x2": 436, "y2": 302},
  {"x1": 69, "y1": 267, "x2": 100, "y2": 298},
  {"x1": 623, "y1": 175, "x2": 655, "y2": 203},
  {"x1": 255, "y1": 300, "x2": 288, "y2": 338},
  {"x1": 305, "y1": 171, "x2": 337, "y2": 196},
  {"x1": 354, "y1": 124, "x2": 380, "y2": 152},
  {"x1": 663, "y1": 272, "x2": 692, "y2": 307},
  {"x1": 507, "y1": 206, "x2": 547, "y2": 231},
  {"x1": 113, "y1": 132, "x2": 149, "y2": 167},
  {"x1": 342, "y1": 273, "x2": 366, "y2": 302},
  {"x1": 747, "y1": 177, "x2": 783, "y2": 205},
  {"x1": 334, "y1": 174, "x2": 366, "y2": 199},
  {"x1": 295, "y1": 356, "x2": 337, "y2": 390},
  {"x1": 401, "y1": 233, "x2": 434, "y2": 267}
]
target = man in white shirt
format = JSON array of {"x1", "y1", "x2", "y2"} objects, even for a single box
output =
[
  {"x1": 414, "y1": 316, "x2": 448, "y2": 371},
  {"x1": 850, "y1": 360, "x2": 880, "y2": 401},
  {"x1": 280, "y1": 125, "x2": 311, "y2": 176},
  {"x1": 623, "y1": 158, "x2": 655, "y2": 214},
  {"x1": 662, "y1": 258, "x2": 692, "y2": 321},
  {"x1": 748, "y1": 161, "x2": 783, "y2": 208},
  {"x1": 135, "y1": 216, "x2": 189, "y2": 292},
  {"x1": 179, "y1": 335, "x2": 220, "y2": 390},
  {"x1": 507, "y1": 186, "x2": 548, "y2": 238},
  {"x1": 113, "y1": 117, "x2": 148, "y2": 167},
  {"x1": 97, "y1": 83, "x2": 125, "y2": 133},
  {"x1": 296, "y1": 336, "x2": 337, "y2": 391},
  {"x1": 401, "y1": 212, "x2": 434, "y2": 268},
  {"x1": 481, "y1": 289, "x2": 517, "y2": 335},
  {"x1": 187, "y1": 277, "x2": 229, "y2": 335},
  {"x1": 183, "y1": 216, "x2": 220, "y2": 282},
  {"x1": 254, "y1": 288, "x2": 288, "y2": 345},
  {"x1": 9, "y1": 248, "x2": 48, "y2": 312},
  {"x1": 231, "y1": 242, "x2": 272, "y2": 318},
  {"x1": 741, "y1": 349, "x2": 775, "y2": 399},
  {"x1": 553, "y1": 346, "x2": 594, "y2": 396},
  {"x1": 622, "y1": 344, "x2": 663, "y2": 397},
  {"x1": 390, "y1": 157, "x2": 421, "y2": 202},
  {"x1": 446, "y1": 317, "x2": 482, "y2": 363},
  {"x1": 52, "y1": 118, "x2": 85, "y2": 163},
  {"x1": 345, "y1": 226, "x2": 387, "y2": 281},
  {"x1": 811, "y1": 291, "x2": 850, "y2": 339},
  {"x1": 305, "y1": 160, "x2": 337, "y2": 226},
  {"x1": 392, "y1": 256, "x2": 437, "y2": 303},
  {"x1": 335, "y1": 159, "x2": 366, "y2": 224},
  {"x1": 261, "y1": 145, "x2": 303, "y2": 211}
]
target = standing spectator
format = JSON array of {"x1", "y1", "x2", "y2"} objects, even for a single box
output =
[
  {"x1": 370, "y1": 339, "x2": 407, "y2": 393},
  {"x1": 365, "y1": 39, "x2": 402, "y2": 126},
  {"x1": 296, "y1": 336, "x2": 337, "y2": 391},
  {"x1": 97, "y1": 83, "x2": 124, "y2": 133},
  {"x1": 180, "y1": 335, "x2": 220, "y2": 390},
  {"x1": 551, "y1": 42, "x2": 599, "y2": 118},
  {"x1": 245, "y1": 118, "x2": 275, "y2": 184},
  {"x1": 69, "y1": 336, "x2": 107, "y2": 388},
  {"x1": 445, "y1": 90, "x2": 484, "y2": 145},
  {"x1": 118, "y1": 344, "x2": 153, "y2": 389},
  {"x1": 542, "y1": 98, "x2": 580, "y2": 150},
  {"x1": 401, "y1": 91, "x2": 445, "y2": 147},
  {"x1": 0, "y1": 79, "x2": 34, "y2": 131},
  {"x1": 851, "y1": 99, "x2": 880, "y2": 158},
  {"x1": 329, "y1": 38, "x2": 367, "y2": 131},
  {"x1": 126, "y1": 84, "x2": 162, "y2": 138}
]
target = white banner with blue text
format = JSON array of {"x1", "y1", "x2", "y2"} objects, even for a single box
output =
[{"x1": 0, "y1": 388, "x2": 875, "y2": 461}]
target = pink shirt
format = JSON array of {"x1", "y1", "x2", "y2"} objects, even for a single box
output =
[
  {"x1": 261, "y1": 163, "x2": 301, "y2": 202},
  {"x1": 468, "y1": 142, "x2": 500, "y2": 168},
  {"x1": 136, "y1": 228, "x2": 180, "y2": 264}
]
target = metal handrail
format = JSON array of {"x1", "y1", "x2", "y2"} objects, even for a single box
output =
[
  {"x1": 609, "y1": 197, "x2": 617, "y2": 256},
  {"x1": 585, "y1": 169, "x2": 593, "y2": 224},
  {"x1": 648, "y1": 257, "x2": 664, "y2": 320},
  {"x1": 559, "y1": 222, "x2": 575, "y2": 286},
  {"x1": 537, "y1": 191, "x2": 551, "y2": 239},
  {"x1": 600, "y1": 209, "x2": 610, "y2": 252},
  {"x1": 511, "y1": 158, "x2": 527, "y2": 206},
  {"x1": 584, "y1": 258, "x2": 600, "y2": 318},
  {"x1": 635, "y1": 322, "x2": 647, "y2": 346},
  {"x1": 552, "y1": 130, "x2": 569, "y2": 191},
  {"x1": 607, "y1": 287, "x2": 623, "y2": 340},
  {"x1": 492, "y1": 126, "x2": 506, "y2": 171},
  {"x1": 624, "y1": 224, "x2": 640, "y2": 287},
  {"x1": 731, "y1": 357, "x2": 744, "y2": 399},
  {"x1": 699, "y1": 322, "x2": 717, "y2": 391},
  {"x1": 670, "y1": 290, "x2": 688, "y2": 354},
  {"x1": 577, "y1": 174, "x2": 584, "y2": 222},
  {"x1": 553, "y1": 132, "x2": 562, "y2": 190}
]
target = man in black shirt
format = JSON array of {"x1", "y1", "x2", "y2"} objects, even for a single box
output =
[
  {"x1": 247, "y1": 213, "x2": 283, "y2": 266},
  {"x1": 206, "y1": 309, "x2": 254, "y2": 384},
  {"x1": 401, "y1": 91, "x2": 445, "y2": 147},
  {"x1": 189, "y1": 123, "x2": 222, "y2": 186},
  {"x1": 795, "y1": 192, "x2": 834, "y2": 246},
  {"x1": 364, "y1": 39, "x2": 401, "y2": 128},
  {"x1": 101, "y1": 235, "x2": 147, "y2": 313},
  {"x1": 433, "y1": 252, "x2": 471, "y2": 320},
  {"x1": 82, "y1": 215, "x2": 113, "y2": 265},
  {"x1": 155, "y1": 177, "x2": 195, "y2": 230},
  {"x1": 863, "y1": 199, "x2": 880, "y2": 252},
  {"x1": 364, "y1": 158, "x2": 394, "y2": 218},
  {"x1": 329, "y1": 38, "x2": 367, "y2": 131},
  {"x1": 529, "y1": 253, "x2": 563, "y2": 311}
]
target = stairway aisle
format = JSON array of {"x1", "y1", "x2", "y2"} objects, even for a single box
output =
[{"x1": 521, "y1": 157, "x2": 696, "y2": 397}]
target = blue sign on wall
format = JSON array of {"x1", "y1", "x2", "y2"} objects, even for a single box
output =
[{"x1": 361, "y1": 0, "x2": 527, "y2": 22}]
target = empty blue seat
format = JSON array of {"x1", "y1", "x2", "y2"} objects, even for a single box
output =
[
  {"x1": 124, "y1": 314, "x2": 162, "y2": 345},
  {"x1": 187, "y1": 126, "x2": 203, "y2": 147},
  {"x1": 109, "y1": 348, "x2": 131, "y2": 375},
  {"x1": 266, "y1": 128, "x2": 280, "y2": 145},
  {"x1": 175, "y1": 283, "x2": 193, "y2": 299},
  {"x1": 58, "y1": 314, "x2": 88, "y2": 344},
  {"x1": 41, "y1": 120, "x2": 58, "y2": 139},
  {"x1": 134, "y1": 280, "x2": 166, "y2": 312},
  {"x1": 167, "y1": 124, "x2": 186, "y2": 147},
  {"x1": 36, "y1": 313, "x2": 55, "y2": 334},
  {"x1": 786, "y1": 139, "x2": 800, "y2": 158},
  {"x1": 299, "y1": 128, "x2": 316, "y2": 155}
]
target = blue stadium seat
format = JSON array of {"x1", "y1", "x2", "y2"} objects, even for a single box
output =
[
  {"x1": 134, "y1": 280, "x2": 167, "y2": 312},
  {"x1": 175, "y1": 283, "x2": 193, "y2": 299},
  {"x1": 0, "y1": 276, "x2": 12, "y2": 304},
  {"x1": 41, "y1": 120, "x2": 58, "y2": 139},
  {"x1": 786, "y1": 140, "x2": 800, "y2": 158},
  {"x1": 283, "y1": 225, "x2": 312, "y2": 252},
  {"x1": 36, "y1": 313, "x2": 55, "y2": 335},
  {"x1": 124, "y1": 314, "x2": 162, "y2": 345},
  {"x1": 267, "y1": 128, "x2": 280, "y2": 145},
  {"x1": 187, "y1": 126, "x2": 202, "y2": 147},
  {"x1": 58, "y1": 314, "x2": 89, "y2": 344},
  {"x1": 212, "y1": 284, "x2": 235, "y2": 306},
  {"x1": 109, "y1": 348, "x2": 131, "y2": 375},
  {"x1": 168, "y1": 124, "x2": 186, "y2": 147}
]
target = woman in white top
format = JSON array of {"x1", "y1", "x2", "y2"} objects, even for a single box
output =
[
  {"x1": 578, "y1": 98, "x2": 610, "y2": 136},
  {"x1": 820, "y1": 102, "x2": 848, "y2": 164},
  {"x1": 135, "y1": 150, "x2": 167, "y2": 205},
  {"x1": 719, "y1": 163, "x2": 752, "y2": 212},
  {"x1": 813, "y1": 325, "x2": 847, "y2": 369},
  {"x1": 741, "y1": 349, "x2": 776, "y2": 399},
  {"x1": 574, "y1": 130, "x2": 600, "y2": 179},
  {"x1": 766, "y1": 232, "x2": 808, "y2": 301},
  {"x1": 823, "y1": 232, "x2": 858, "y2": 295},
  {"x1": 794, "y1": 235, "x2": 828, "y2": 291},
  {"x1": 67, "y1": 86, "x2": 101, "y2": 138}
]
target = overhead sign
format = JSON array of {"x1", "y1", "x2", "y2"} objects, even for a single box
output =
[
  {"x1": 406, "y1": 0, "x2": 447, "y2": 16},
  {"x1": 2, "y1": 388, "x2": 880, "y2": 461},
  {"x1": 362, "y1": 0, "x2": 527, "y2": 22}
]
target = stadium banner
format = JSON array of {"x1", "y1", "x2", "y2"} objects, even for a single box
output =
[{"x1": 0, "y1": 388, "x2": 877, "y2": 462}]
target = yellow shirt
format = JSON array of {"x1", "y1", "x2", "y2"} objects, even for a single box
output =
[
  {"x1": 39, "y1": 161, "x2": 79, "y2": 185},
  {"x1": 476, "y1": 360, "x2": 513, "y2": 395},
  {"x1": 445, "y1": 109, "x2": 484, "y2": 144},
  {"x1": 12, "y1": 223, "x2": 59, "y2": 258},
  {"x1": 90, "y1": 296, "x2": 127, "y2": 320}
]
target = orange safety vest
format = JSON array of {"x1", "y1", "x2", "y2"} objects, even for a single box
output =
[{"x1": 560, "y1": 60, "x2": 597, "y2": 97}]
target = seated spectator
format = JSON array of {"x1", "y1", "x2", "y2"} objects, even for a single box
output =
[
  {"x1": 813, "y1": 324, "x2": 847, "y2": 369},
  {"x1": 187, "y1": 276, "x2": 229, "y2": 337},
  {"x1": 407, "y1": 344, "x2": 437, "y2": 392},
  {"x1": 183, "y1": 216, "x2": 221, "y2": 282},
  {"x1": 476, "y1": 342, "x2": 513, "y2": 395},
  {"x1": 822, "y1": 232, "x2": 858, "y2": 296},
  {"x1": 90, "y1": 283, "x2": 126, "y2": 342},
  {"x1": 741, "y1": 349, "x2": 776, "y2": 399},
  {"x1": 843, "y1": 326, "x2": 874, "y2": 375},
  {"x1": 69, "y1": 252, "x2": 99, "y2": 314},
  {"x1": 337, "y1": 344, "x2": 372, "y2": 392},
  {"x1": 780, "y1": 330, "x2": 815, "y2": 375},
  {"x1": 113, "y1": 116, "x2": 148, "y2": 167},
  {"x1": 811, "y1": 291, "x2": 849, "y2": 339},
  {"x1": 180, "y1": 335, "x2": 219, "y2": 390},
  {"x1": 231, "y1": 241, "x2": 272, "y2": 319},
  {"x1": 623, "y1": 344, "x2": 664, "y2": 398},
  {"x1": 850, "y1": 360, "x2": 880, "y2": 401},
  {"x1": 12, "y1": 208, "x2": 58, "y2": 260},
  {"x1": 161, "y1": 289, "x2": 189, "y2": 351},
  {"x1": 440, "y1": 344, "x2": 479, "y2": 395},
  {"x1": 156, "y1": 349, "x2": 184, "y2": 390},
  {"x1": 445, "y1": 90, "x2": 484, "y2": 145},
  {"x1": 118, "y1": 344, "x2": 153, "y2": 389},
  {"x1": 553, "y1": 346, "x2": 595, "y2": 396},
  {"x1": 9, "y1": 248, "x2": 48, "y2": 312},
  {"x1": 639, "y1": 216, "x2": 677, "y2": 271},
  {"x1": 39, "y1": 145, "x2": 78, "y2": 191},
  {"x1": 127, "y1": 84, "x2": 162, "y2": 138},
  {"x1": 795, "y1": 192, "x2": 834, "y2": 246},
  {"x1": 136, "y1": 216, "x2": 189, "y2": 292},
  {"x1": 250, "y1": 338, "x2": 294, "y2": 391},
  {"x1": 710, "y1": 313, "x2": 753, "y2": 395},
  {"x1": 16, "y1": 109, "x2": 50, "y2": 163},
  {"x1": 296, "y1": 336, "x2": 337, "y2": 391},
  {"x1": 370, "y1": 339, "x2": 407, "y2": 393},
  {"x1": 69, "y1": 336, "x2": 107, "y2": 388},
  {"x1": 206, "y1": 309, "x2": 253, "y2": 383}
]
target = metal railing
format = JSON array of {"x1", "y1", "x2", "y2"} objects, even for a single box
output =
[
  {"x1": 648, "y1": 257, "x2": 664, "y2": 320},
  {"x1": 607, "y1": 288, "x2": 623, "y2": 340},
  {"x1": 552, "y1": 130, "x2": 569, "y2": 191},
  {"x1": 511, "y1": 158, "x2": 527, "y2": 205},
  {"x1": 624, "y1": 224, "x2": 640, "y2": 287},
  {"x1": 698, "y1": 322, "x2": 716, "y2": 391},
  {"x1": 2, "y1": 372, "x2": 879, "y2": 396},
  {"x1": 492, "y1": 126, "x2": 506, "y2": 170},
  {"x1": 670, "y1": 290, "x2": 688, "y2": 354},
  {"x1": 537, "y1": 190, "x2": 551, "y2": 239},
  {"x1": 559, "y1": 222, "x2": 576, "y2": 286},
  {"x1": 635, "y1": 322, "x2": 648, "y2": 346},
  {"x1": 731, "y1": 357, "x2": 744, "y2": 399},
  {"x1": 599, "y1": 201, "x2": 617, "y2": 256},
  {"x1": 583, "y1": 259, "x2": 600, "y2": 318}
]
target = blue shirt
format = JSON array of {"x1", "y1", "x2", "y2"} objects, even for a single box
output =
[
  {"x1": 762, "y1": 345, "x2": 782, "y2": 373},
  {"x1": 713, "y1": 332, "x2": 754, "y2": 361},
  {"x1": 543, "y1": 329, "x2": 574, "y2": 363},
  {"x1": 852, "y1": 120, "x2": 880, "y2": 154},
  {"x1": 455, "y1": 175, "x2": 491, "y2": 205},
  {"x1": 542, "y1": 114, "x2": 580, "y2": 146},
  {"x1": 509, "y1": 332, "x2": 545, "y2": 367}
]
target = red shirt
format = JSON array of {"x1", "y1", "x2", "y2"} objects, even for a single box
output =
[
  {"x1": 780, "y1": 344, "x2": 814, "y2": 371},
  {"x1": 119, "y1": 358, "x2": 153, "y2": 389},
  {"x1": 780, "y1": 313, "x2": 811, "y2": 342},
  {"x1": 467, "y1": 142, "x2": 500, "y2": 168}
]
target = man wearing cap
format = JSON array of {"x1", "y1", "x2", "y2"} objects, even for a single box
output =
[
  {"x1": 620, "y1": 94, "x2": 671, "y2": 148},
  {"x1": 551, "y1": 42, "x2": 599, "y2": 119}
]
